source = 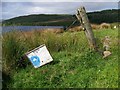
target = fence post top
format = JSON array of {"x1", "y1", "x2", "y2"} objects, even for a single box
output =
[
  {"x1": 79, "y1": 6, "x2": 85, "y2": 10},
  {"x1": 77, "y1": 6, "x2": 86, "y2": 13}
]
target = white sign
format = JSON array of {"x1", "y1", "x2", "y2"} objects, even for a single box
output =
[{"x1": 26, "y1": 44, "x2": 53, "y2": 68}]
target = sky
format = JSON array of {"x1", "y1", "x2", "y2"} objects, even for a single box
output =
[{"x1": 1, "y1": 0, "x2": 119, "y2": 20}]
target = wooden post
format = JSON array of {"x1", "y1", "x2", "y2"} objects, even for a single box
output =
[{"x1": 76, "y1": 7, "x2": 98, "y2": 51}]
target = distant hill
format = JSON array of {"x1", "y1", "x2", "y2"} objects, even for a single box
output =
[
  {"x1": 87, "y1": 9, "x2": 119, "y2": 24},
  {"x1": 2, "y1": 9, "x2": 119, "y2": 26}
]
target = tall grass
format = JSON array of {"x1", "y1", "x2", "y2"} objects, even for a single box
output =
[
  {"x1": 2, "y1": 29, "x2": 88, "y2": 71},
  {"x1": 2, "y1": 31, "x2": 25, "y2": 72},
  {"x1": 2, "y1": 28, "x2": 118, "y2": 88}
]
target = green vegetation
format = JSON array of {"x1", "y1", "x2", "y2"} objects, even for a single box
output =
[
  {"x1": 87, "y1": 9, "x2": 119, "y2": 24},
  {"x1": 2, "y1": 9, "x2": 119, "y2": 26},
  {"x1": 2, "y1": 27, "x2": 118, "y2": 88}
]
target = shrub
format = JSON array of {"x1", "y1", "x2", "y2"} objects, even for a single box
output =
[
  {"x1": 100, "y1": 23, "x2": 110, "y2": 29},
  {"x1": 91, "y1": 24, "x2": 100, "y2": 30}
]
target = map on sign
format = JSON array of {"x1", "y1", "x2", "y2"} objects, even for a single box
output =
[{"x1": 26, "y1": 45, "x2": 53, "y2": 68}]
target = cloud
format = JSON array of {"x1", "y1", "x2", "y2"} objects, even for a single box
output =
[{"x1": 2, "y1": 2, "x2": 118, "y2": 19}]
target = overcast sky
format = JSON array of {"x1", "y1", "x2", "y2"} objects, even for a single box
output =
[{"x1": 1, "y1": 1, "x2": 119, "y2": 20}]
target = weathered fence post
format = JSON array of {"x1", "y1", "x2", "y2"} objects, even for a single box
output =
[{"x1": 76, "y1": 6, "x2": 98, "y2": 51}]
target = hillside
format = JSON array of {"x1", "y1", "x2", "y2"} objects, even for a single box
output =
[{"x1": 2, "y1": 9, "x2": 119, "y2": 26}]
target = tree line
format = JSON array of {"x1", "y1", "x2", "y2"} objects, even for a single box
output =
[{"x1": 2, "y1": 9, "x2": 119, "y2": 26}]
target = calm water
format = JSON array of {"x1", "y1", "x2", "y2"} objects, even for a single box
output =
[{"x1": 2, "y1": 26, "x2": 64, "y2": 33}]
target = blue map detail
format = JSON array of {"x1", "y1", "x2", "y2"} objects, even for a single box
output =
[{"x1": 30, "y1": 56, "x2": 40, "y2": 67}]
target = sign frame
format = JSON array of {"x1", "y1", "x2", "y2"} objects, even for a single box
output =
[{"x1": 25, "y1": 44, "x2": 53, "y2": 68}]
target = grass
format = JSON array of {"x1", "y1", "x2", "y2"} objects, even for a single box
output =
[{"x1": 2, "y1": 28, "x2": 118, "y2": 88}]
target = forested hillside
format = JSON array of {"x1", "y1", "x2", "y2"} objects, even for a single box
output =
[{"x1": 2, "y1": 9, "x2": 119, "y2": 26}]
